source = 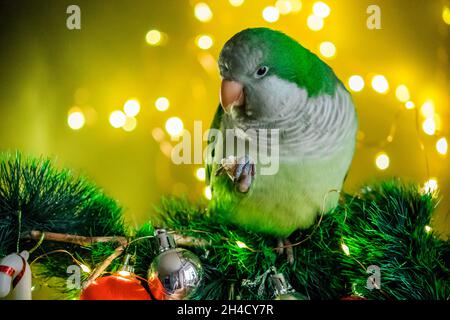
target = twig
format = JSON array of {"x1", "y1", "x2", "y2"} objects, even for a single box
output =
[{"x1": 25, "y1": 230, "x2": 128, "y2": 247}]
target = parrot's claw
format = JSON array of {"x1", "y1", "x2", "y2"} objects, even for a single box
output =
[
  {"x1": 216, "y1": 155, "x2": 255, "y2": 193},
  {"x1": 276, "y1": 238, "x2": 294, "y2": 265}
]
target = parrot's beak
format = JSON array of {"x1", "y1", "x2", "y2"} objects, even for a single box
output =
[{"x1": 220, "y1": 79, "x2": 244, "y2": 113}]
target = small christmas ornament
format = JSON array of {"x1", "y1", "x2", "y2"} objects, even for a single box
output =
[
  {"x1": 0, "y1": 250, "x2": 32, "y2": 300},
  {"x1": 269, "y1": 268, "x2": 307, "y2": 300},
  {"x1": 148, "y1": 229, "x2": 203, "y2": 300},
  {"x1": 80, "y1": 254, "x2": 150, "y2": 300}
]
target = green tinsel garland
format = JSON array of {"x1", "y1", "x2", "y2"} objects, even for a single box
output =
[{"x1": 0, "y1": 152, "x2": 449, "y2": 300}]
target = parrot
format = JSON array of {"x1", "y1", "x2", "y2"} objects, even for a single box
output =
[{"x1": 206, "y1": 28, "x2": 357, "y2": 262}]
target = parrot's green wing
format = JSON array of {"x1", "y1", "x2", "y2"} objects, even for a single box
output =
[{"x1": 206, "y1": 104, "x2": 223, "y2": 186}]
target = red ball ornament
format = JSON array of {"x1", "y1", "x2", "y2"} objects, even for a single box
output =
[{"x1": 80, "y1": 275, "x2": 151, "y2": 300}]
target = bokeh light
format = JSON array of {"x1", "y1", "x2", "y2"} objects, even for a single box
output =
[
  {"x1": 290, "y1": 0, "x2": 302, "y2": 12},
  {"x1": 319, "y1": 41, "x2": 336, "y2": 58},
  {"x1": 151, "y1": 127, "x2": 165, "y2": 142},
  {"x1": 67, "y1": 109, "x2": 85, "y2": 130},
  {"x1": 145, "y1": 29, "x2": 162, "y2": 46},
  {"x1": 262, "y1": 6, "x2": 280, "y2": 23},
  {"x1": 425, "y1": 225, "x2": 432, "y2": 233},
  {"x1": 195, "y1": 167, "x2": 206, "y2": 181},
  {"x1": 165, "y1": 117, "x2": 184, "y2": 137},
  {"x1": 155, "y1": 97, "x2": 170, "y2": 112},
  {"x1": 123, "y1": 99, "x2": 140, "y2": 117},
  {"x1": 422, "y1": 118, "x2": 436, "y2": 136},
  {"x1": 109, "y1": 110, "x2": 127, "y2": 128},
  {"x1": 420, "y1": 100, "x2": 435, "y2": 118},
  {"x1": 194, "y1": 2, "x2": 213, "y2": 22},
  {"x1": 313, "y1": 1, "x2": 331, "y2": 18},
  {"x1": 423, "y1": 178, "x2": 438, "y2": 193},
  {"x1": 371, "y1": 75, "x2": 389, "y2": 94},
  {"x1": 276, "y1": 0, "x2": 293, "y2": 15},
  {"x1": 375, "y1": 152, "x2": 390, "y2": 170},
  {"x1": 229, "y1": 0, "x2": 244, "y2": 7},
  {"x1": 204, "y1": 186, "x2": 212, "y2": 200},
  {"x1": 436, "y1": 137, "x2": 448, "y2": 155},
  {"x1": 122, "y1": 116, "x2": 137, "y2": 132},
  {"x1": 405, "y1": 101, "x2": 415, "y2": 110},
  {"x1": 395, "y1": 85, "x2": 410, "y2": 102},
  {"x1": 443, "y1": 6, "x2": 450, "y2": 25},
  {"x1": 348, "y1": 75, "x2": 365, "y2": 92},
  {"x1": 307, "y1": 14, "x2": 324, "y2": 31},
  {"x1": 196, "y1": 35, "x2": 214, "y2": 50}
]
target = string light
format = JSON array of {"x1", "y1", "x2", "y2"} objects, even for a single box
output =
[
  {"x1": 67, "y1": 109, "x2": 85, "y2": 130},
  {"x1": 195, "y1": 167, "x2": 206, "y2": 181},
  {"x1": 204, "y1": 186, "x2": 212, "y2": 200},
  {"x1": 375, "y1": 152, "x2": 390, "y2": 170},
  {"x1": 196, "y1": 35, "x2": 214, "y2": 50},
  {"x1": 109, "y1": 110, "x2": 127, "y2": 128},
  {"x1": 229, "y1": 0, "x2": 244, "y2": 7},
  {"x1": 145, "y1": 29, "x2": 162, "y2": 46},
  {"x1": 425, "y1": 225, "x2": 432, "y2": 233},
  {"x1": 341, "y1": 242, "x2": 350, "y2": 256},
  {"x1": 307, "y1": 14, "x2": 324, "y2": 31},
  {"x1": 420, "y1": 100, "x2": 435, "y2": 118},
  {"x1": 262, "y1": 6, "x2": 280, "y2": 23},
  {"x1": 313, "y1": 1, "x2": 331, "y2": 18},
  {"x1": 155, "y1": 97, "x2": 170, "y2": 112},
  {"x1": 436, "y1": 137, "x2": 448, "y2": 155},
  {"x1": 123, "y1": 117, "x2": 137, "y2": 132},
  {"x1": 276, "y1": 0, "x2": 293, "y2": 15},
  {"x1": 236, "y1": 241, "x2": 248, "y2": 249},
  {"x1": 165, "y1": 117, "x2": 184, "y2": 137},
  {"x1": 348, "y1": 75, "x2": 365, "y2": 92},
  {"x1": 443, "y1": 6, "x2": 450, "y2": 25},
  {"x1": 123, "y1": 99, "x2": 140, "y2": 117},
  {"x1": 423, "y1": 178, "x2": 438, "y2": 193},
  {"x1": 395, "y1": 85, "x2": 410, "y2": 103},
  {"x1": 422, "y1": 118, "x2": 436, "y2": 136},
  {"x1": 80, "y1": 264, "x2": 91, "y2": 273},
  {"x1": 405, "y1": 101, "x2": 415, "y2": 110},
  {"x1": 319, "y1": 41, "x2": 336, "y2": 59},
  {"x1": 371, "y1": 75, "x2": 389, "y2": 94},
  {"x1": 194, "y1": 3, "x2": 213, "y2": 22}
]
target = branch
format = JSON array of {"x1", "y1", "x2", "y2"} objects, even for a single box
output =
[{"x1": 24, "y1": 230, "x2": 128, "y2": 247}]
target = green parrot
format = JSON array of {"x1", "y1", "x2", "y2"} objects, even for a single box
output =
[{"x1": 206, "y1": 28, "x2": 357, "y2": 261}]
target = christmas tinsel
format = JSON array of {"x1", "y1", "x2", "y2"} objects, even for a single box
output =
[{"x1": 0, "y1": 152, "x2": 449, "y2": 299}]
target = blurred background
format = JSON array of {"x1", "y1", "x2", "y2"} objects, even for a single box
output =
[{"x1": 0, "y1": 0, "x2": 448, "y2": 243}]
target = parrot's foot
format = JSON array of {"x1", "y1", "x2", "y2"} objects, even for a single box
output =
[
  {"x1": 216, "y1": 155, "x2": 255, "y2": 193},
  {"x1": 276, "y1": 238, "x2": 294, "y2": 265}
]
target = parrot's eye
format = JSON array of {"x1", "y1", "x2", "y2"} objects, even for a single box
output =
[{"x1": 255, "y1": 66, "x2": 269, "y2": 78}]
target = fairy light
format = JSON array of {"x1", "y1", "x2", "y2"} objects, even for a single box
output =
[
  {"x1": 155, "y1": 97, "x2": 170, "y2": 111},
  {"x1": 313, "y1": 1, "x2": 331, "y2": 18},
  {"x1": 229, "y1": 0, "x2": 244, "y2": 7},
  {"x1": 395, "y1": 85, "x2": 410, "y2": 103},
  {"x1": 80, "y1": 264, "x2": 91, "y2": 273},
  {"x1": 420, "y1": 100, "x2": 435, "y2": 118},
  {"x1": 371, "y1": 75, "x2": 389, "y2": 94},
  {"x1": 405, "y1": 101, "x2": 415, "y2": 110},
  {"x1": 109, "y1": 110, "x2": 126, "y2": 128},
  {"x1": 196, "y1": 35, "x2": 214, "y2": 50},
  {"x1": 117, "y1": 270, "x2": 131, "y2": 278},
  {"x1": 204, "y1": 186, "x2": 212, "y2": 200},
  {"x1": 165, "y1": 117, "x2": 184, "y2": 137},
  {"x1": 319, "y1": 41, "x2": 336, "y2": 58},
  {"x1": 375, "y1": 152, "x2": 390, "y2": 170},
  {"x1": 262, "y1": 6, "x2": 280, "y2": 23},
  {"x1": 145, "y1": 29, "x2": 162, "y2": 46},
  {"x1": 194, "y1": 3, "x2": 213, "y2": 22},
  {"x1": 422, "y1": 118, "x2": 436, "y2": 136},
  {"x1": 423, "y1": 178, "x2": 438, "y2": 193},
  {"x1": 196, "y1": 167, "x2": 206, "y2": 181},
  {"x1": 276, "y1": 0, "x2": 293, "y2": 15},
  {"x1": 236, "y1": 241, "x2": 248, "y2": 249},
  {"x1": 425, "y1": 225, "x2": 432, "y2": 233},
  {"x1": 122, "y1": 117, "x2": 137, "y2": 132},
  {"x1": 436, "y1": 137, "x2": 448, "y2": 155},
  {"x1": 348, "y1": 75, "x2": 365, "y2": 92},
  {"x1": 67, "y1": 109, "x2": 85, "y2": 130},
  {"x1": 341, "y1": 243, "x2": 350, "y2": 256},
  {"x1": 123, "y1": 99, "x2": 140, "y2": 117},
  {"x1": 443, "y1": 6, "x2": 450, "y2": 25},
  {"x1": 307, "y1": 14, "x2": 324, "y2": 31}
]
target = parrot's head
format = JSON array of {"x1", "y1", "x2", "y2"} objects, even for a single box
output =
[{"x1": 218, "y1": 27, "x2": 338, "y2": 123}]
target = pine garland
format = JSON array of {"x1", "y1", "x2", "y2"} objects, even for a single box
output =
[{"x1": 0, "y1": 152, "x2": 449, "y2": 300}]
